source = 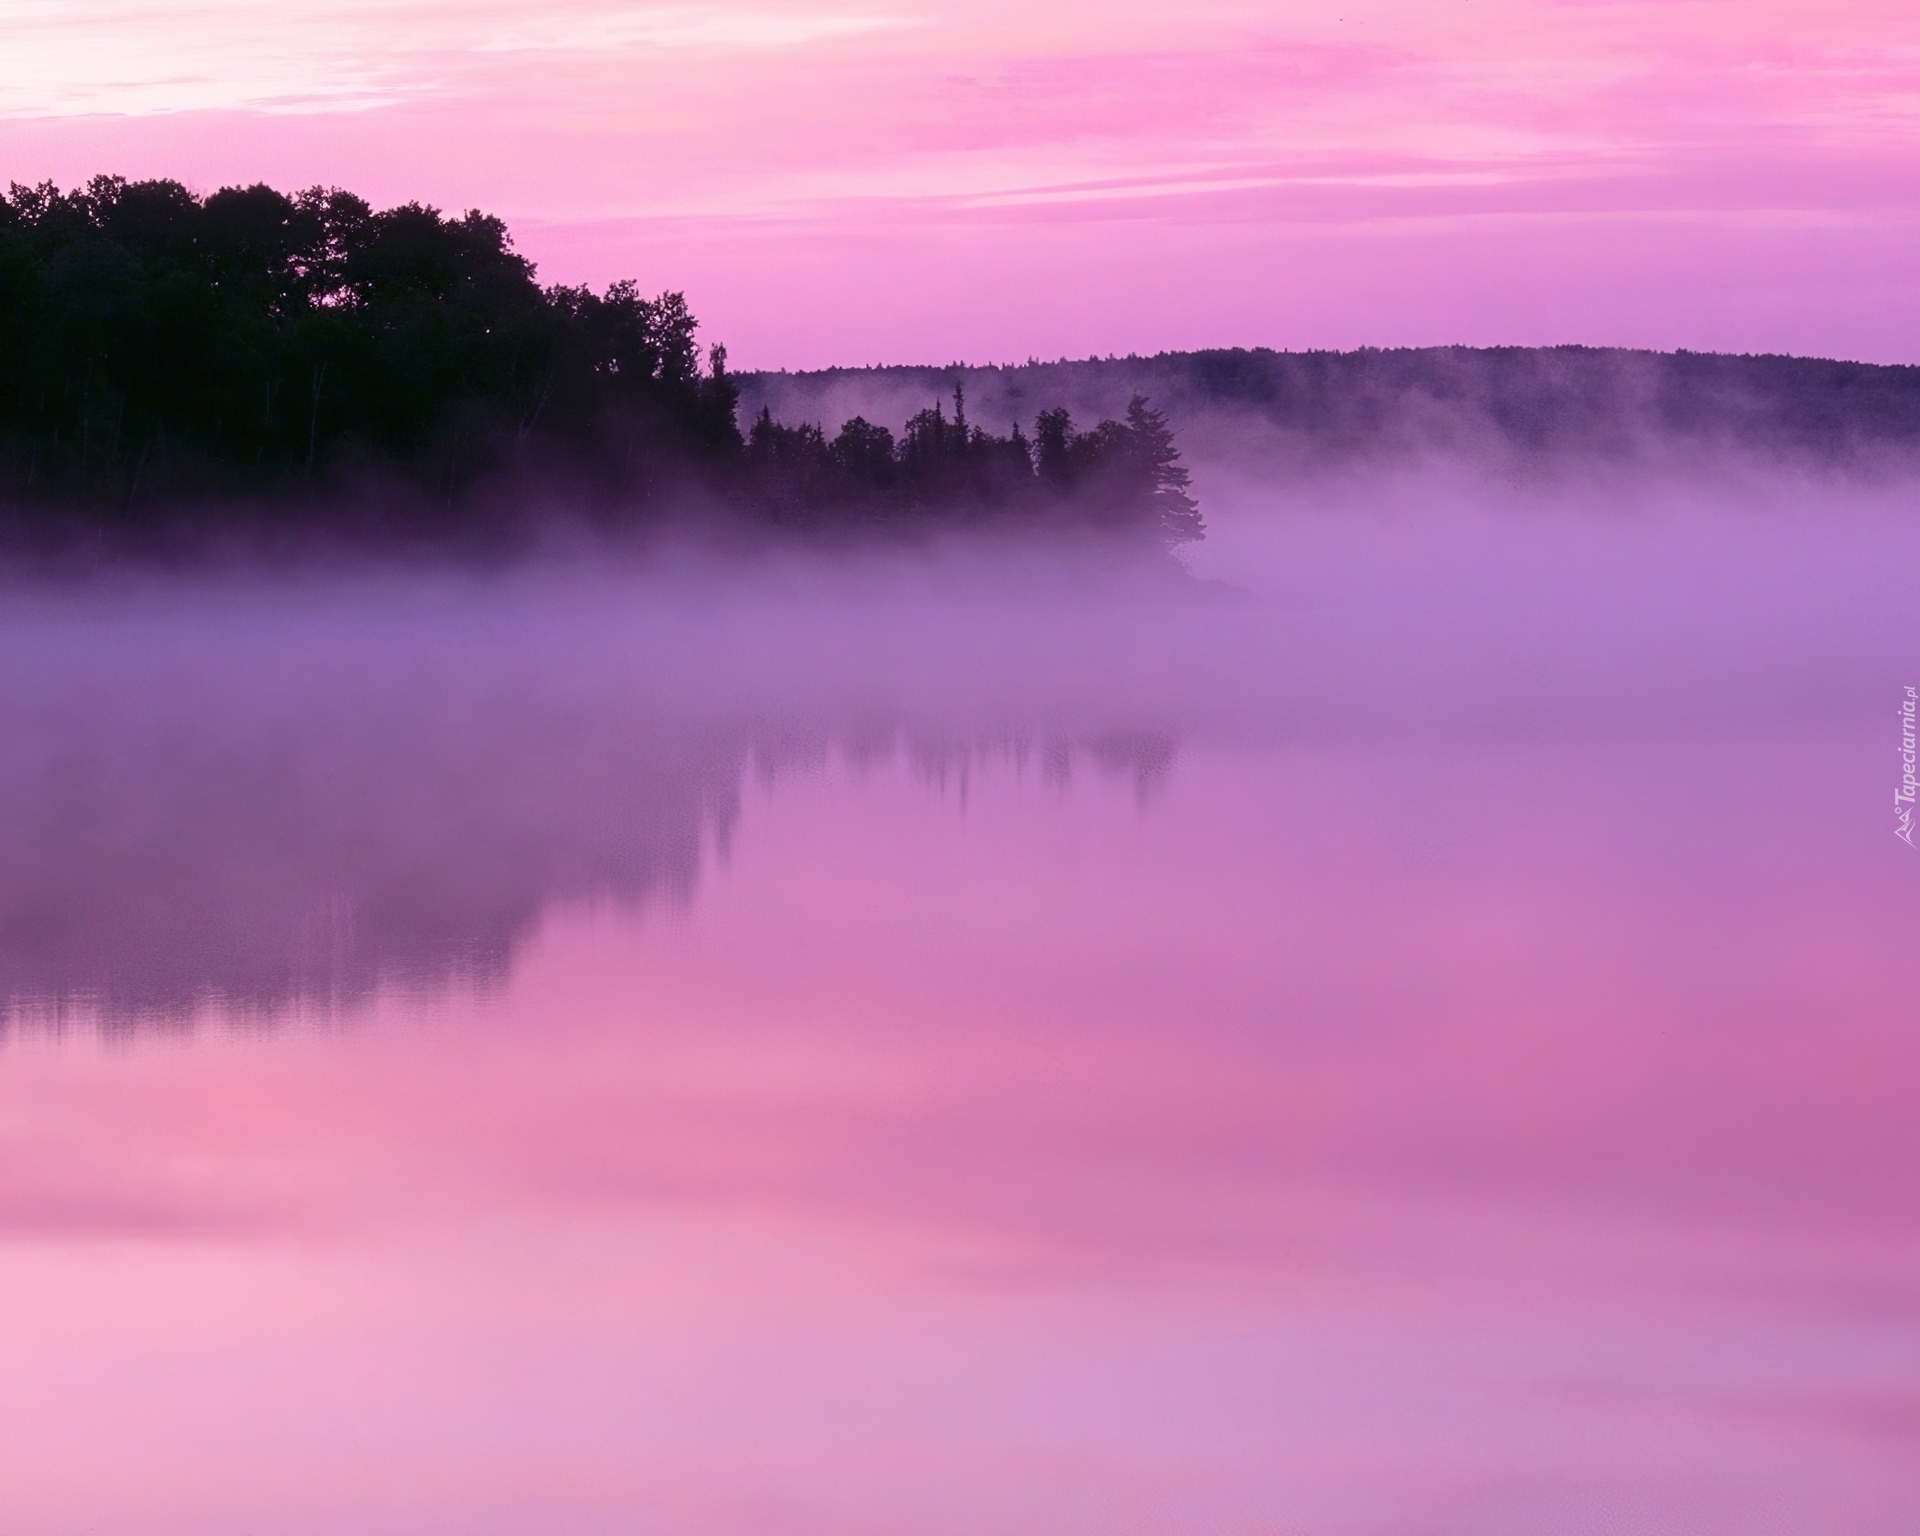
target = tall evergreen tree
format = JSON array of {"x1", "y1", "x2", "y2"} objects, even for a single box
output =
[{"x1": 1124, "y1": 394, "x2": 1204, "y2": 545}]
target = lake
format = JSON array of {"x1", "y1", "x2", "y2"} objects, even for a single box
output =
[{"x1": 2, "y1": 470, "x2": 1915, "y2": 1534}]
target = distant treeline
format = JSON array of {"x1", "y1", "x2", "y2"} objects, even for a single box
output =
[
  {"x1": 738, "y1": 346, "x2": 1920, "y2": 470},
  {"x1": 743, "y1": 388, "x2": 1201, "y2": 542},
  {"x1": 0, "y1": 175, "x2": 1201, "y2": 548}
]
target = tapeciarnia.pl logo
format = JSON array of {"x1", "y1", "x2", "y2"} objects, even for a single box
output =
[{"x1": 1899, "y1": 686, "x2": 1917, "y2": 846}]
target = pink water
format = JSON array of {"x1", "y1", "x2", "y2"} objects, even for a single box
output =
[{"x1": 2, "y1": 482, "x2": 1916, "y2": 1533}]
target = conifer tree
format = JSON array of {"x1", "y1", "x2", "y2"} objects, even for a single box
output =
[{"x1": 1124, "y1": 394, "x2": 1204, "y2": 545}]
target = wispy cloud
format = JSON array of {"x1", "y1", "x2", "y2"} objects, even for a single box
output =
[
  {"x1": 0, "y1": 0, "x2": 920, "y2": 117},
  {"x1": 2, "y1": 0, "x2": 1916, "y2": 360},
  {"x1": 477, "y1": 7, "x2": 918, "y2": 55}
]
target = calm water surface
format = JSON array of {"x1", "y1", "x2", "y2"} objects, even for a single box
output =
[{"x1": 2, "y1": 480, "x2": 1916, "y2": 1534}]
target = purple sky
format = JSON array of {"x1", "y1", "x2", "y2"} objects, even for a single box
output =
[{"x1": 5, "y1": 2, "x2": 1917, "y2": 367}]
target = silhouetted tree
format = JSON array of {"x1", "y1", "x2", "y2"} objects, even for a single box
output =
[
  {"x1": 1034, "y1": 407, "x2": 1074, "y2": 491},
  {"x1": 831, "y1": 416, "x2": 896, "y2": 489},
  {"x1": 0, "y1": 175, "x2": 740, "y2": 528},
  {"x1": 1125, "y1": 394, "x2": 1204, "y2": 544},
  {"x1": 0, "y1": 174, "x2": 1204, "y2": 551}
]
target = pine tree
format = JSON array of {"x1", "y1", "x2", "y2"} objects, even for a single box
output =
[{"x1": 1124, "y1": 394, "x2": 1203, "y2": 545}]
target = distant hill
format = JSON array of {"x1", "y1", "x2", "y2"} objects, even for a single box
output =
[{"x1": 737, "y1": 347, "x2": 1920, "y2": 474}]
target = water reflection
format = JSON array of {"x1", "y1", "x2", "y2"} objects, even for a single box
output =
[
  {"x1": 4, "y1": 485, "x2": 1908, "y2": 1028},
  {"x1": 0, "y1": 554, "x2": 1193, "y2": 1025},
  {"x1": 0, "y1": 694, "x2": 1172, "y2": 1024},
  {"x1": 4, "y1": 723, "x2": 1915, "y2": 1533},
  {"x1": 1, "y1": 494, "x2": 1917, "y2": 1533}
]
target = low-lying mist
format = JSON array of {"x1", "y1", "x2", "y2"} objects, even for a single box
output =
[
  {"x1": 1, "y1": 452, "x2": 1910, "y2": 1024},
  {"x1": 737, "y1": 347, "x2": 1920, "y2": 483}
]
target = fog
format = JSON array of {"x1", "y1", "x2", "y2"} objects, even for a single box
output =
[
  {"x1": 736, "y1": 349, "x2": 1920, "y2": 485},
  {"x1": 5, "y1": 434, "x2": 1919, "y2": 1536},
  {"x1": 2, "y1": 443, "x2": 1911, "y2": 1024}
]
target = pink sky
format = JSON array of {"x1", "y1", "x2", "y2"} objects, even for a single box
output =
[{"x1": 3, "y1": 3, "x2": 1919, "y2": 369}]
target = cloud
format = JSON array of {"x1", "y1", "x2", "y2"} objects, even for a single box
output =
[
  {"x1": 0, "y1": 1, "x2": 922, "y2": 117},
  {"x1": 477, "y1": 7, "x2": 920, "y2": 56},
  {"x1": 3, "y1": 0, "x2": 1918, "y2": 363}
]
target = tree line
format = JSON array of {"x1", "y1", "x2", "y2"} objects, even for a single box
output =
[
  {"x1": 742, "y1": 385, "x2": 1201, "y2": 543},
  {"x1": 0, "y1": 176, "x2": 1201, "y2": 547}
]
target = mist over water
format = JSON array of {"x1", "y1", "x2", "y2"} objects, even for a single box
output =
[
  {"x1": 2, "y1": 451, "x2": 1916, "y2": 1533},
  {"x1": 0, "y1": 541, "x2": 1222, "y2": 1022},
  {"x1": 4, "y1": 460, "x2": 1905, "y2": 1023}
]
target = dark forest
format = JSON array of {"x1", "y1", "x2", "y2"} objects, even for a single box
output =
[{"x1": 0, "y1": 175, "x2": 1203, "y2": 550}]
